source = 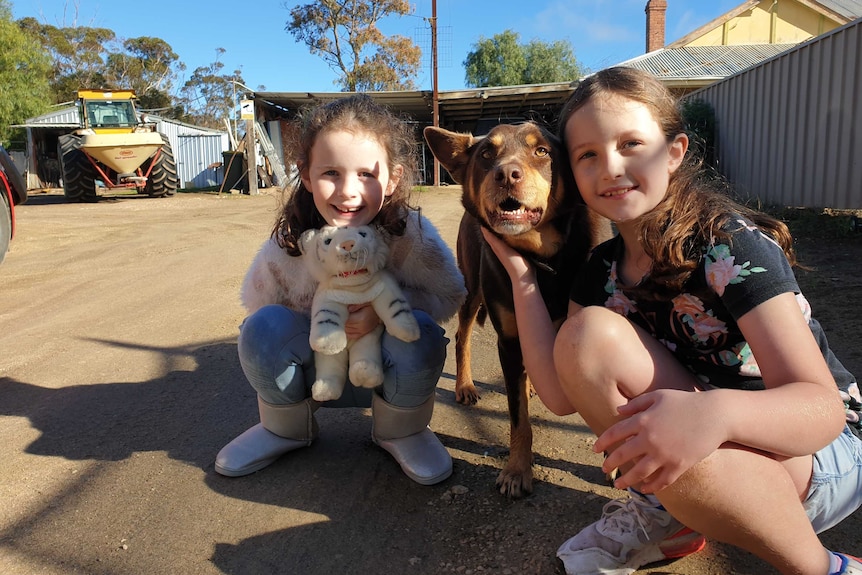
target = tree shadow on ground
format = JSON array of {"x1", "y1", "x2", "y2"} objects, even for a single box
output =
[{"x1": 3, "y1": 337, "x2": 855, "y2": 574}]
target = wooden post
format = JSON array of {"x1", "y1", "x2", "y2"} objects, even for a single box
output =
[
  {"x1": 431, "y1": 0, "x2": 440, "y2": 187},
  {"x1": 245, "y1": 118, "x2": 258, "y2": 196}
]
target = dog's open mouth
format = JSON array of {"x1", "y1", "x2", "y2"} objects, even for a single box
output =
[{"x1": 488, "y1": 197, "x2": 543, "y2": 228}]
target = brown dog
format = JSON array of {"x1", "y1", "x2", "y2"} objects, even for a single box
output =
[{"x1": 424, "y1": 122, "x2": 612, "y2": 498}]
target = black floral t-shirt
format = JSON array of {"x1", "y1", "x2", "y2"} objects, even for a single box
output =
[{"x1": 570, "y1": 217, "x2": 858, "y2": 403}]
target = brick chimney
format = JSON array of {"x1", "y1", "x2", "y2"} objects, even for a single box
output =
[{"x1": 645, "y1": 0, "x2": 667, "y2": 52}]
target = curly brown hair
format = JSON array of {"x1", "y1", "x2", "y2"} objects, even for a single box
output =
[
  {"x1": 273, "y1": 94, "x2": 419, "y2": 256},
  {"x1": 558, "y1": 67, "x2": 796, "y2": 298}
]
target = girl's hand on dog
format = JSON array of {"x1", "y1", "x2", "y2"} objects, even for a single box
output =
[
  {"x1": 481, "y1": 228, "x2": 536, "y2": 284},
  {"x1": 345, "y1": 304, "x2": 381, "y2": 340}
]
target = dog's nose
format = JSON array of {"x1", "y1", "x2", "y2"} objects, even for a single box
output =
[
  {"x1": 495, "y1": 165, "x2": 523, "y2": 184},
  {"x1": 340, "y1": 240, "x2": 355, "y2": 251}
]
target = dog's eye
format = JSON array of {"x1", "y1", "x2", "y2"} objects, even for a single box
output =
[
  {"x1": 535, "y1": 147, "x2": 549, "y2": 157},
  {"x1": 481, "y1": 148, "x2": 494, "y2": 160}
]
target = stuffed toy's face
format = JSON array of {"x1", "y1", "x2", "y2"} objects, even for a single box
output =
[{"x1": 300, "y1": 225, "x2": 390, "y2": 285}]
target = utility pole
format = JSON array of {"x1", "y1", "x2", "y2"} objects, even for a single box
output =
[
  {"x1": 245, "y1": 116, "x2": 258, "y2": 196},
  {"x1": 239, "y1": 93, "x2": 258, "y2": 196},
  {"x1": 431, "y1": 0, "x2": 440, "y2": 187}
]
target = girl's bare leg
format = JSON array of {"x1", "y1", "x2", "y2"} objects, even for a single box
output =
[{"x1": 553, "y1": 306, "x2": 829, "y2": 575}]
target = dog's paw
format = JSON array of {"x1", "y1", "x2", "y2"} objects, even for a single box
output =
[
  {"x1": 312, "y1": 379, "x2": 343, "y2": 402},
  {"x1": 604, "y1": 451, "x2": 619, "y2": 486},
  {"x1": 349, "y1": 360, "x2": 384, "y2": 388},
  {"x1": 496, "y1": 467, "x2": 533, "y2": 499},
  {"x1": 455, "y1": 382, "x2": 480, "y2": 405}
]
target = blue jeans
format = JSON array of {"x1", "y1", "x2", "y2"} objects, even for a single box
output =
[
  {"x1": 237, "y1": 304, "x2": 448, "y2": 409},
  {"x1": 804, "y1": 425, "x2": 862, "y2": 533}
]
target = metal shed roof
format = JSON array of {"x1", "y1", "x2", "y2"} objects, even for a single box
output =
[
  {"x1": 254, "y1": 81, "x2": 577, "y2": 132},
  {"x1": 20, "y1": 104, "x2": 79, "y2": 128},
  {"x1": 620, "y1": 44, "x2": 799, "y2": 87}
]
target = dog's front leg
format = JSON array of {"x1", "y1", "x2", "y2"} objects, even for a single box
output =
[
  {"x1": 496, "y1": 335, "x2": 534, "y2": 499},
  {"x1": 454, "y1": 293, "x2": 482, "y2": 405}
]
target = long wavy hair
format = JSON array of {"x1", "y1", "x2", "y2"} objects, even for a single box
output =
[
  {"x1": 558, "y1": 67, "x2": 796, "y2": 298},
  {"x1": 274, "y1": 94, "x2": 418, "y2": 256}
]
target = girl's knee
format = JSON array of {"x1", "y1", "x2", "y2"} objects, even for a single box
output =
[
  {"x1": 556, "y1": 306, "x2": 626, "y2": 358},
  {"x1": 382, "y1": 311, "x2": 447, "y2": 368},
  {"x1": 239, "y1": 305, "x2": 309, "y2": 357},
  {"x1": 381, "y1": 311, "x2": 448, "y2": 406},
  {"x1": 238, "y1": 305, "x2": 313, "y2": 402},
  {"x1": 553, "y1": 306, "x2": 649, "y2": 399}
]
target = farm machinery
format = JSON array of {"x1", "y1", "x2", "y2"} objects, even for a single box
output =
[
  {"x1": 0, "y1": 144, "x2": 27, "y2": 265},
  {"x1": 57, "y1": 89, "x2": 178, "y2": 202}
]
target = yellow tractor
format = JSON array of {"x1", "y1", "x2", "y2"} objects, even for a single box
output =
[{"x1": 57, "y1": 89, "x2": 178, "y2": 202}]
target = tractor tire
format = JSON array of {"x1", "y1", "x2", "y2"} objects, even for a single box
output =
[
  {"x1": 58, "y1": 134, "x2": 97, "y2": 202},
  {"x1": 144, "y1": 134, "x2": 178, "y2": 198},
  {"x1": 0, "y1": 186, "x2": 10, "y2": 265}
]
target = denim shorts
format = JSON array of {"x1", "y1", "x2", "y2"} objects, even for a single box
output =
[{"x1": 804, "y1": 425, "x2": 862, "y2": 533}]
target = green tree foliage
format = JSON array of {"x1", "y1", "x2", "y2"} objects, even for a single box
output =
[
  {"x1": 0, "y1": 1, "x2": 52, "y2": 147},
  {"x1": 17, "y1": 17, "x2": 115, "y2": 103},
  {"x1": 523, "y1": 39, "x2": 581, "y2": 85},
  {"x1": 16, "y1": 10, "x2": 248, "y2": 131},
  {"x1": 464, "y1": 30, "x2": 583, "y2": 88},
  {"x1": 463, "y1": 30, "x2": 525, "y2": 88},
  {"x1": 681, "y1": 98, "x2": 717, "y2": 167},
  {"x1": 17, "y1": 16, "x2": 184, "y2": 113},
  {"x1": 286, "y1": 0, "x2": 421, "y2": 92},
  {"x1": 178, "y1": 48, "x2": 250, "y2": 130},
  {"x1": 105, "y1": 37, "x2": 183, "y2": 111}
]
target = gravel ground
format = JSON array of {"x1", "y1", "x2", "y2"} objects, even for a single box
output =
[{"x1": 0, "y1": 187, "x2": 859, "y2": 575}]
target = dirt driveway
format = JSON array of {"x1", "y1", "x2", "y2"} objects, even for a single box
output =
[{"x1": 1, "y1": 188, "x2": 860, "y2": 575}]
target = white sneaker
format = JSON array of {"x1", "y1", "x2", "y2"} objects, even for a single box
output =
[
  {"x1": 556, "y1": 492, "x2": 706, "y2": 575},
  {"x1": 835, "y1": 554, "x2": 862, "y2": 575}
]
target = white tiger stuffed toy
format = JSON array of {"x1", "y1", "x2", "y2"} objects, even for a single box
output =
[{"x1": 299, "y1": 225, "x2": 421, "y2": 402}]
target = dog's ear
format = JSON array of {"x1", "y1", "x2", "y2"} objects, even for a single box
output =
[{"x1": 423, "y1": 126, "x2": 475, "y2": 184}]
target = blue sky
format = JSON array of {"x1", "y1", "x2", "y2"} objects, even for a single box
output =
[{"x1": 12, "y1": 0, "x2": 742, "y2": 93}]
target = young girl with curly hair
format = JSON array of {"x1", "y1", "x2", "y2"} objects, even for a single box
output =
[{"x1": 216, "y1": 94, "x2": 465, "y2": 485}]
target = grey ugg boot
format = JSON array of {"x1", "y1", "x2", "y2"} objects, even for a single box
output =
[
  {"x1": 215, "y1": 396, "x2": 319, "y2": 477},
  {"x1": 371, "y1": 392, "x2": 452, "y2": 485}
]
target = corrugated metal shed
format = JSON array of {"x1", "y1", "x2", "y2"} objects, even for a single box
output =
[
  {"x1": 685, "y1": 17, "x2": 862, "y2": 209},
  {"x1": 152, "y1": 119, "x2": 229, "y2": 188},
  {"x1": 175, "y1": 134, "x2": 226, "y2": 189}
]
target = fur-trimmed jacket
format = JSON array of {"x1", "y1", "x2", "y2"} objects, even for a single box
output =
[{"x1": 241, "y1": 209, "x2": 466, "y2": 323}]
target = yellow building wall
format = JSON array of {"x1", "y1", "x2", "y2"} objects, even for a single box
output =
[{"x1": 685, "y1": 0, "x2": 841, "y2": 47}]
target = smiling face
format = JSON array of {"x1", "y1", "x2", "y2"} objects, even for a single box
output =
[
  {"x1": 301, "y1": 129, "x2": 402, "y2": 227},
  {"x1": 564, "y1": 93, "x2": 687, "y2": 230}
]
